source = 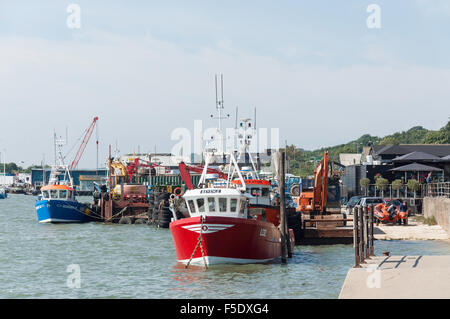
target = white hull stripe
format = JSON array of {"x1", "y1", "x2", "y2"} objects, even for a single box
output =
[
  {"x1": 181, "y1": 223, "x2": 234, "y2": 234},
  {"x1": 38, "y1": 218, "x2": 81, "y2": 223},
  {"x1": 178, "y1": 256, "x2": 275, "y2": 265}
]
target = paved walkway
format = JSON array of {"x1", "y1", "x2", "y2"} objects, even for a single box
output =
[
  {"x1": 339, "y1": 255, "x2": 450, "y2": 299},
  {"x1": 374, "y1": 218, "x2": 449, "y2": 240},
  {"x1": 344, "y1": 211, "x2": 449, "y2": 240}
]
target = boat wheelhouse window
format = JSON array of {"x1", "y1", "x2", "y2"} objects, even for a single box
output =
[
  {"x1": 42, "y1": 190, "x2": 49, "y2": 199},
  {"x1": 50, "y1": 190, "x2": 58, "y2": 199},
  {"x1": 230, "y1": 198, "x2": 238, "y2": 212},
  {"x1": 67, "y1": 191, "x2": 73, "y2": 199},
  {"x1": 261, "y1": 188, "x2": 269, "y2": 197},
  {"x1": 60, "y1": 190, "x2": 68, "y2": 199},
  {"x1": 208, "y1": 197, "x2": 216, "y2": 213},
  {"x1": 239, "y1": 200, "x2": 246, "y2": 214},
  {"x1": 251, "y1": 188, "x2": 260, "y2": 197},
  {"x1": 197, "y1": 198, "x2": 205, "y2": 213},
  {"x1": 187, "y1": 200, "x2": 195, "y2": 213},
  {"x1": 218, "y1": 198, "x2": 227, "y2": 212}
]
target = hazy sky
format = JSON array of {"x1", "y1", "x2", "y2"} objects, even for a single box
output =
[{"x1": 1, "y1": 1, "x2": 449, "y2": 168}]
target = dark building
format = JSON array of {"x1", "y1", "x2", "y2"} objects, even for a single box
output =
[
  {"x1": 342, "y1": 144, "x2": 450, "y2": 198},
  {"x1": 371, "y1": 144, "x2": 450, "y2": 163},
  {"x1": 341, "y1": 164, "x2": 395, "y2": 197}
]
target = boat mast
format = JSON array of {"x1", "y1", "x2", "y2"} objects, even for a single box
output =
[
  {"x1": 210, "y1": 74, "x2": 229, "y2": 155},
  {"x1": 49, "y1": 134, "x2": 73, "y2": 186}
]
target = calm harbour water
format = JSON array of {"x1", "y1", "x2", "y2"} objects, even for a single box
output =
[{"x1": 1, "y1": 194, "x2": 449, "y2": 299}]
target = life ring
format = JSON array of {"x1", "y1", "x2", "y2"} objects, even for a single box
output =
[{"x1": 173, "y1": 187, "x2": 183, "y2": 197}]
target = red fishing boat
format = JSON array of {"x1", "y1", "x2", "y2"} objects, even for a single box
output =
[{"x1": 170, "y1": 152, "x2": 294, "y2": 266}]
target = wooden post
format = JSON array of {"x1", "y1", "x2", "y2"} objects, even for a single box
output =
[
  {"x1": 359, "y1": 206, "x2": 365, "y2": 264},
  {"x1": 353, "y1": 207, "x2": 361, "y2": 268},
  {"x1": 366, "y1": 205, "x2": 371, "y2": 258},
  {"x1": 283, "y1": 156, "x2": 292, "y2": 258},
  {"x1": 278, "y1": 151, "x2": 287, "y2": 264},
  {"x1": 370, "y1": 204, "x2": 375, "y2": 256},
  {"x1": 364, "y1": 206, "x2": 370, "y2": 259}
]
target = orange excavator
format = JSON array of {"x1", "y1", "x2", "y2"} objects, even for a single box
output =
[{"x1": 296, "y1": 151, "x2": 329, "y2": 213}]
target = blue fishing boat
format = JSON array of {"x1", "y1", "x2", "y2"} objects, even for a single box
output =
[
  {"x1": 0, "y1": 187, "x2": 7, "y2": 199},
  {"x1": 35, "y1": 184, "x2": 93, "y2": 223},
  {"x1": 35, "y1": 137, "x2": 94, "y2": 223}
]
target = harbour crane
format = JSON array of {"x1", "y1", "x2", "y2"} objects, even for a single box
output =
[{"x1": 69, "y1": 116, "x2": 99, "y2": 170}]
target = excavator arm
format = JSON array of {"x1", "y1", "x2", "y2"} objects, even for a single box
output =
[{"x1": 297, "y1": 151, "x2": 329, "y2": 213}]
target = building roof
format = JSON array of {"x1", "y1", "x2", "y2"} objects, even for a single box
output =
[
  {"x1": 372, "y1": 144, "x2": 450, "y2": 157},
  {"x1": 389, "y1": 162, "x2": 443, "y2": 172},
  {"x1": 339, "y1": 153, "x2": 362, "y2": 166},
  {"x1": 392, "y1": 151, "x2": 442, "y2": 162}
]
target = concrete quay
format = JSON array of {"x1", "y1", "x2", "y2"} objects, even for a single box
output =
[
  {"x1": 339, "y1": 255, "x2": 450, "y2": 299},
  {"x1": 374, "y1": 219, "x2": 449, "y2": 240}
]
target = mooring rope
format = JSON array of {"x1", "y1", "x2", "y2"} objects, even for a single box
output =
[
  {"x1": 185, "y1": 216, "x2": 208, "y2": 269},
  {"x1": 76, "y1": 206, "x2": 104, "y2": 221}
]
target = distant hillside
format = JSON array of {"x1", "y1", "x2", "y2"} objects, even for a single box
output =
[{"x1": 285, "y1": 120, "x2": 450, "y2": 177}]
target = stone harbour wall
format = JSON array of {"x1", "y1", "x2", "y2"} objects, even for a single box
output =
[{"x1": 423, "y1": 197, "x2": 450, "y2": 235}]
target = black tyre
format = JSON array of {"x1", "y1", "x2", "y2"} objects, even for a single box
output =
[
  {"x1": 118, "y1": 216, "x2": 133, "y2": 224},
  {"x1": 134, "y1": 219, "x2": 146, "y2": 224},
  {"x1": 158, "y1": 192, "x2": 170, "y2": 202},
  {"x1": 158, "y1": 218, "x2": 171, "y2": 228},
  {"x1": 152, "y1": 209, "x2": 159, "y2": 224}
]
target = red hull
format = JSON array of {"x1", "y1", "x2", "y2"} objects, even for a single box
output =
[{"x1": 170, "y1": 216, "x2": 288, "y2": 265}]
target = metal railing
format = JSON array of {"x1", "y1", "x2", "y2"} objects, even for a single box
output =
[
  {"x1": 353, "y1": 205, "x2": 375, "y2": 268},
  {"x1": 422, "y1": 182, "x2": 450, "y2": 198},
  {"x1": 359, "y1": 183, "x2": 423, "y2": 199}
]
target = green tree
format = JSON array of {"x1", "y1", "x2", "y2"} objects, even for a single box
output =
[
  {"x1": 375, "y1": 177, "x2": 389, "y2": 197},
  {"x1": 407, "y1": 179, "x2": 421, "y2": 199},
  {"x1": 379, "y1": 137, "x2": 399, "y2": 145},
  {"x1": 360, "y1": 178, "x2": 371, "y2": 196},
  {"x1": 392, "y1": 179, "x2": 403, "y2": 198}
]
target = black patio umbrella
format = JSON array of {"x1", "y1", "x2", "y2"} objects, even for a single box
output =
[{"x1": 389, "y1": 162, "x2": 443, "y2": 180}]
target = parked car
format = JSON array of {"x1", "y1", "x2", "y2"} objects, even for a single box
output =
[
  {"x1": 354, "y1": 197, "x2": 384, "y2": 209},
  {"x1": 346, "y1": 196, "x2": 363, "y2": 209},
  {"x1": 345, "y1": 195, "x2": 363, "y2": 214}
]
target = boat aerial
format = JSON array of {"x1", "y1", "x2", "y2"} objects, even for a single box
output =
[{"x1": 35, "y1": 135, "x2": 93, "y2": 223}]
